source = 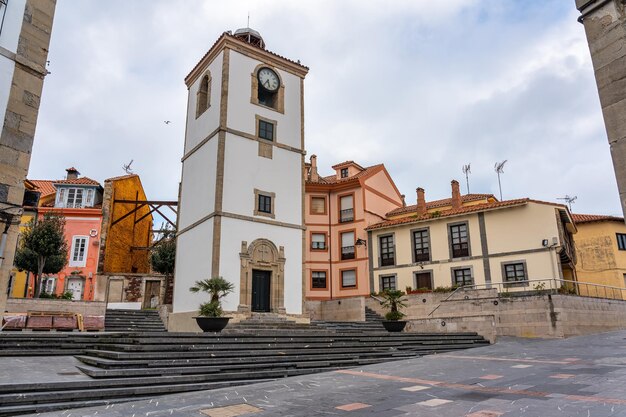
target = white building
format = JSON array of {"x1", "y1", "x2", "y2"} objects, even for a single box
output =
[{"x1": 171, "y1": 29, "x2": 308, "y2": 327}]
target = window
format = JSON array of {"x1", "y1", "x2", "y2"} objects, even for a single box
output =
[
  {"x1": 340, "y1": 168, "x2": 349, "y2": 178},
  {"x1": 379, "y1": 235, "x2": 395, "y2": 266},
  {"x1": 414, "y1": 271, "x2": 433, "y2": 290},
  {"x1": 258, "y1": 194, "x2": 271, "y2": 213},
  {"x1": 70, "y1": 236, "x2": 88, "y2": 267},
  {"x1": 196, "y1": 73, "x2": 210, "y2": 118},
  {"x1": 311, "y1": 233, "x2": 326, "y2": 250},
  {"x1": 254, "y1": 189, "x2": 275, "y2": 218},
  {"x1": 380, "y1": 275, "x2": 396, "y2": 291},
  {"x1": 413, "y1": 229, "x2": 430, "y2": 262},
  {"x1": 617, "y1": 233, "x2": 626, "y2": 250},
  {"x1": 503, "y1": 262, "x2": 527, "y2": 284},
  {"x1": 449, "y1": 223, "x2": 469, "y2": 258},
  {"x1": 312, "y1": 271, "x2": 327, "y2": 289},
  {"x1": 258, "y1": 119, "x2": 274, "y2": 141},
  {"x1": 341, "y1": 231, "x2": 355, "y2": 260},
  {"x1": 339, "y1": 195, "x2": 354, "y2": 223},
  {"x1": 42, "y1": 277, "x2": 56, "y2": 294},
  {"x1": 341, "y1": 269, "x2": 356, "y2": 288},
  {"x1": 452, "y1": 268, "x2": 473, "y2": 287},
  {"x1": 57, "y1": 187, "x2": 95, "y2": 208},
  {"x1": 310, "y1": 196, "x2": 326, "y2": 215}
]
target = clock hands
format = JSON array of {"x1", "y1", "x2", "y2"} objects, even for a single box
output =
[{"x1": 264, "y1": 79, "x2": 271, "y2": 89}]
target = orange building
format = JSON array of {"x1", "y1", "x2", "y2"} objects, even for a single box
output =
[
  {"x1": 304, "y1": 157, "x2": 404, "y2": 300},
  {"x1": 30, "y1": 168, "x2": 104, "y2": 300}
]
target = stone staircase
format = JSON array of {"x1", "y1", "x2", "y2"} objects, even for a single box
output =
[
  {"x1": 0, "y1": 314, "x2": 490, "y2": 416},
  {"x1": 104, "y1": 309, "x2": 166, "y2": 332}
]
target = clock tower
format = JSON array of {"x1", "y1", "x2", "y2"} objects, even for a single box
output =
[{"x1": 171, "y1": 29, "x2": 308, "y2": 328}]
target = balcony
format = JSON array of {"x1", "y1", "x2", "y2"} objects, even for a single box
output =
[
  {"x1": 341, "y1": 246, "x2": 355, "y2": 260},
  {"x1": 339, "y1": 208, "x2": 354, "y2": 223}
]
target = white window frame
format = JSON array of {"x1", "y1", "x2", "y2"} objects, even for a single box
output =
[
  {"x1": 42, "y1": 276, "x2": 57, "y2": 294},
  {"x1": 69, "y1": 235, "x2": 89, "y2": 267}
]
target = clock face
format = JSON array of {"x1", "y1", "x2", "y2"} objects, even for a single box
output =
[{"x1": 258, "y1": 67, "x2": 279, "y2": 92}]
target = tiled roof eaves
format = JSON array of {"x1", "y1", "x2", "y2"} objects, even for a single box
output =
[
  {"x1": 386, "y1": 194, "x2": 496, "y2": 217},
  {"x1": 572, "y1": 213, "x2": 625, "y2": 224},
  {"x1": 368, "y1": 199, "x2": 531, "y2": 231},
  {"x1": 308, "y1": 164, "x2": 383, "y2": 186},
  {"x1": 185, "y1": 32, "x2": 309, "y2": 86}
]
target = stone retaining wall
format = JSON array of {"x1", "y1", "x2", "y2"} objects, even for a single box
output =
[
  {"x1": 5, "y1": 298, "x2": 106, "y2": 316},
  {"x1": 406, "y1": 315, "x2": 496, "y2": 343},
  {"x1": 305, "y1": 298, "x2": 365, "y2": 322}
]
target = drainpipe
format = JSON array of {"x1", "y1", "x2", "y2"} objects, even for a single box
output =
[{"x1": 328, "y1": 189, "x2": 333, "y2": 300}]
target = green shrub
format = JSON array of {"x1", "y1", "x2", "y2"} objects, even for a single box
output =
[{"x1": 198, "y1": 301, "x2": 223, "y2": 318}]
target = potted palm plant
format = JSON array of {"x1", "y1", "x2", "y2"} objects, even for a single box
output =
[
  {"x1": 189, "y1": 276, "x2": 235, "y2": 332},
  {"x1": 380, "y1": 289, "x2": 408, "y2": 332}
]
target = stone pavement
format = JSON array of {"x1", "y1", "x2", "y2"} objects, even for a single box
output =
[{"x1": 27, "y1": 331, "x2": 626, "y2": 416}]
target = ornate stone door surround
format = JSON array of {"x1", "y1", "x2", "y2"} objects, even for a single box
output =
[{"x1": 238, "y1": 239, "x2": 286, "y2": 314}]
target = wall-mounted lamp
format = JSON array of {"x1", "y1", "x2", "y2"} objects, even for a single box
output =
[{"x1": 355, "y1": 238, "x2": 367, "y2": 248}]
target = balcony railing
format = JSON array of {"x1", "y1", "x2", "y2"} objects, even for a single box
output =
[
  {"x1": 341, "y1": 246, "x2": 355, "y2": 260},
  {"x1": 414, "y1": 251, "x2": 430, "y2": 262},
  {"x1": 339, "y1": 208, "x2": 354, "y2": 223},
  {"x1": 451, "y1": 243, "x2": 469, "y2": 258},
  {"x1": 380, "y1": 255, "x2": 395, "y2": 266}
]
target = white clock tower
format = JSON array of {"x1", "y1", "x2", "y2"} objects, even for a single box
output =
[{"x1": 171, "y1": 29, "x2": 308, "y2": 328}]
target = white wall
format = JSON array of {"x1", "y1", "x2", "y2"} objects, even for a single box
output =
[
  {"x1": 218, "y1": 216, "x2": 303, "y2": 314},
  {"x1": 184, "y1": 51, "x2": 223, "y2": 154},
  {"x1": 0, "y1": 0, "x2": 26, "y2": 130},
  {"x1": 222, "y1": 133, "x2": 302, "y2": 225},
  {"x1": 172, "y1": 220, "x2": 213, "y2": 313},
  {"x1": 178, "y1": 137, "x2": 217, "y2": 230},
  {"x1": 227, "y1": 51, "x2": 302, "y2": 149}
]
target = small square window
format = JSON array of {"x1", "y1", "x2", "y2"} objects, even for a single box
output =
[
  {"x1": 380, "y1": 275, "x2": 396, "y2": 291},
  {"x1": 311, "y1": 233, "x2": 326, "y2": 250},
  {"x1": 258, "y1": 194, "x2": 272, "y2": 213},
  {"x1": 341, "y1": 269, "x2": 356, "y2": 288},
  {"x1": 254, "y1": 189, "x2": 275, "y2": 218},
  {"x1": 617, "y1": 233, "x2": 626, "y2": 250},
  {"x1": 312, "y1": 271, "x2": 327, "y2": 289},
  {"x1": 259, "y1": 120, "x2": 274, "y2": 141},
  {"x1": 340, "y1": 168, "x2": 349, "y2": 178},
  {"x1": 503, "y1": 262, "x2": 527, "y2": 284},
  {"x1": 310, "y1": 196, "x2": 326, "y2": 215},
  {"x1": 452, "y1": 268, "x2": 473, "y2": 287}
]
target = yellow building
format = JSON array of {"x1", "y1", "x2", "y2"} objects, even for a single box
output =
[
  {"x1": 366, "y1": 180, "x2": 577, "y2": 293},
  {"x1": 9, "y1": 180, "x2": 41, "y2": 298},
  {"x1": 572, "y1": 214, "x2": 626, "y2": 297}
]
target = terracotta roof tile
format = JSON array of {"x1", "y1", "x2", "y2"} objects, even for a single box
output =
[
  {"x1": 387, "y1": 194, "x2": 496, "y2": 216},
  {"x1": 572, "y1": 213, "x2": 624, "y2": 224},
  {"x1": 306, "y1": 164, "x2": 383, "y2": 185},
  {"x1": 367, "y1": 198, "x2": 533, "y2": 231},
  {"x1": 331, "y1": 160, "x2": 364, "y2": 170},
  {"x1": 29, "y1": 180, "x2": 56, "y2": 198},
  {"x1": 54, "y1": 177, "x2": 101, "y2": 187},
  {"x1": 105, "y1": 174, "x2": 138, "y2": 182}
]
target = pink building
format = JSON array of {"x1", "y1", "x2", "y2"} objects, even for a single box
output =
[{"x1": 304, "y1": 157, "x2": 404, "y2": 300}]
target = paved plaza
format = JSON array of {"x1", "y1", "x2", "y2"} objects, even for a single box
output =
[{"x1": 20, "y1": 331, "x2": 626, "y2": 417}]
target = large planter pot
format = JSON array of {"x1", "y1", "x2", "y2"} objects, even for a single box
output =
[
  {"x1": 194, "y1": 316, "x2": 231, "y2": 332},
  {"x1": 382, "y1": 320, "x2": 407, "y2": 332}
]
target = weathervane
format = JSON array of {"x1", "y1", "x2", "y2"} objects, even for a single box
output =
[
  {"x1": 462, "y1": 163, "x2": 471, "y2": 194},
  {"x1": 494, "y1": 160, "x2": 507, "y2": 200},
  {"x1": 557, "y1": 195, "x2": 577, "y2": 211}
]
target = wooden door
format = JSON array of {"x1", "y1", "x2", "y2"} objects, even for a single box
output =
[
  {"x1": 143, "y1": 280, "x2": 161, "y2": 309},
  {"x1": 251, "y1": 270, "x2": 271, "y2": 312}
]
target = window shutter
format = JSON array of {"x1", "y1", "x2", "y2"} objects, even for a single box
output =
[
  {"x1": 312, "y1": 234, "x2": 325, "y2": 244},
  {"x1": 340, "y1": 195, "x2": 353, "y2": 210},
  {"x1": 342, "y1": 270, "x2": 356, "y2": 287},
  {"x1": 341, "y1": 232, "x2": 354, "y2": 247},
  {"x1": 311, "y1": 197, "x2": 325, "y2": 214}
]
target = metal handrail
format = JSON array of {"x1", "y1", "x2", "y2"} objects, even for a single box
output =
[{"x1": 427, "y1": 285, "x2": 466, "y2": 316}]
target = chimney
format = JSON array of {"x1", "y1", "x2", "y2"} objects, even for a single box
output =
[
  {"x1": 310, "y1": 155, "x2": 319, "y2": 182},
  {"x1": 416, "y1": 188, "x2": 426, "y2": 215},
  {"x1": 451, "y1": 180, "x2": 461, "y2": 209},
  {"x1": 65, "y1": 167, "x2": 80, "y2": 180},
  {"x1": 401, "y1": 194, "x2": 406, "y2": 207}
]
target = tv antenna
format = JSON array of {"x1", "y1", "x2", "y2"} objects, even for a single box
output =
[
  {"x1": 462, "y1": 163, "x2": 471, "y2": 194},
  {"x1": 122, "y1": 159, "x2": 134, "y2": 174},
  {"x1": 557, "y1": 195, "x2": 577, "y2": 211},
  {"x1": 494, "y1": 160, "x2": 507, "y2": 200}
]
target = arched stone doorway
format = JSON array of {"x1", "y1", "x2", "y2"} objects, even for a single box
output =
[{"x1": 238, "y1": 239, "x2": 286, "y2": 314}]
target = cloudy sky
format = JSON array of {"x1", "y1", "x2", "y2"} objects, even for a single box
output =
[{"x1": 29, "y1": 0, "x2": 619, "y2": 217}]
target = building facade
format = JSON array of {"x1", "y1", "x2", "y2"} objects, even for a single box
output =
[
  {"x1": 572, "y1": 213, "x2": 626, "y2": 295},
  {"x1": 367, "y1": 181, "x2": 577, "y2": 293},
  {"x1": 304, "y1": 157, "x2": 403, "y2": 300},
  {"x1": 172, "y1": 29, "x2": 308, "y2": 325},
  {"x1": 0, "y1": 0, "x2": 57, "y2": 313}
]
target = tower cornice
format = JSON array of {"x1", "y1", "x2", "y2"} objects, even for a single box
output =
[{"x1": 185, "y1": 32, "x2": 309, "y2": 87}]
